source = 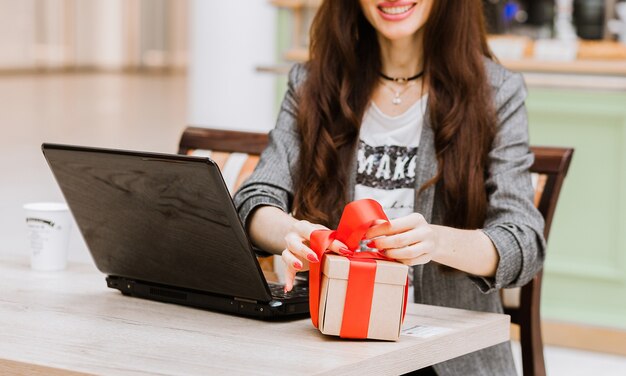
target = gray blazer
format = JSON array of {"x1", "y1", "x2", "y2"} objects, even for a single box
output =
[{"x1": 234, "y1": 60, "x2": 545, "y2": 375}]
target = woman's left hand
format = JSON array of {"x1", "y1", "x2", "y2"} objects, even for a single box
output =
[{"x1": 364, "y1": 213, "x2": 440, "y2": 266}]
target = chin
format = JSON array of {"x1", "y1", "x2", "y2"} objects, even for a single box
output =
[{"x1": 378, "y1": 24, "x2": 423, "y2": 41}]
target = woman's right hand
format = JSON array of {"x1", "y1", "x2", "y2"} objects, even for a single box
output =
[{"x1": 282, "y1": 220, "x2": 350, "y2": 292}]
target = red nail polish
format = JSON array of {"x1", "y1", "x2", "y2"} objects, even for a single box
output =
[
  {"x1": 307, "y1": 253, "x2": 319, "y2": 263},
  {"x1": 367, "y1": 241, "x2": 376, "y2": 249},
  {"x1": 339, "y1": 248, "x2": 353, "y2": 256},
  {"x1": 293, "y1": 261, "x2": 302, "y2": 269}
]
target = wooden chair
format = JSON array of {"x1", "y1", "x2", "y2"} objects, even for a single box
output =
[
  {"x1": 178, "y1": 126, "x2": 269, "y2": 193},
  {"x1": 178, "y1": 127, "x2": 574, "y2": 375},
  {"x1": 178, "y1": 126, "x2": 269, "y2": 157},
  {"x1": 503, "y1": 146, "x2": 574, "y2": 376}
]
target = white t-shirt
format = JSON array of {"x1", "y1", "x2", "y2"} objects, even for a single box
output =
[{"x1": 355, "y1": 95, "x2": 427, "y2": 303}]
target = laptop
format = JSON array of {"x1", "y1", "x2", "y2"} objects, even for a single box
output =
[{"x1": 42, "y1": 143, "x2": 309, "y2": 319}]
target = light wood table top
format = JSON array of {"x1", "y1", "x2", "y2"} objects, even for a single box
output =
[{"x1": 0, "y1": 256, "x2": 510, "y2": 375}]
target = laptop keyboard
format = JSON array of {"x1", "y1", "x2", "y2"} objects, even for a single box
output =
[{"x1": 268, "y1": 283, "x2": 308, "y2": 300}]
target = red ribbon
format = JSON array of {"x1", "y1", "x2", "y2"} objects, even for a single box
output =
[{"x1": 308, "y1": 199, "x2": 409, "y2": 339}]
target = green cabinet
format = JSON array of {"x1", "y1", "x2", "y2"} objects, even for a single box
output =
[{"x1": 527, "y1": 87, "x2": 626, "y2": 329}]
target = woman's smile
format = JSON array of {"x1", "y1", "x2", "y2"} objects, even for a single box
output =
[
  {"x1": 359, "y1": 0, "x2": 431, "y2": 41},
  {"x1": 377, "y1": 1, "x2": 417, "y2": 21}
]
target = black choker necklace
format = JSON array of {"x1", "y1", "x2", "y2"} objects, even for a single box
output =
[{"x1": 380, "y1": 70, "x2": 424, "y2": 84}]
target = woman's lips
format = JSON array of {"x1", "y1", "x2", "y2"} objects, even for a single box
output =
[{"x1": 377, "y1": 2, "x2": 417, "y2": 21}]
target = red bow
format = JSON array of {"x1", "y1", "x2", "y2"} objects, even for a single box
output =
[{"x1": 308, "y1": 199, "x2": 409, "y2": 338}]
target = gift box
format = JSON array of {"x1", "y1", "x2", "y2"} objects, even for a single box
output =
[
  {"x1": 308, "y1": 199, "x2": 409, "y2": 342},
  {"x1": 317, "y1": 254, "x2": 408, "y2": 341}
]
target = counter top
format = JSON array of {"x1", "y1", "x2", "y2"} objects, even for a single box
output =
[
  {"x1": 522, "y1": 72, "x2": 626, "y2": 91},
  {"x1": 502, "y1": 59, "x2": 626, "y2": 77}
]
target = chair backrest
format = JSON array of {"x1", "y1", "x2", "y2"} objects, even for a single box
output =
[
  {"x1": 178, "y1": 126, "x2": 269, "y2": 156},
  {"x1": 529, "y1": 147, "x2": 574, "y2": 241},
  {"x1": 178, "y1": 126, "x2": 269, "y2": 194},
  {"x1": 505, "y1": 146, "x2": 574, "y2": 376}
]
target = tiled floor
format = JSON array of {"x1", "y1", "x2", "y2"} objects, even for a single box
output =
[
  {"x1": 511, "y1": 341, "x2": 626, "y2": 375},
  {"x1": 1, "y1": 73, "x2": 625, "y2": 375}
]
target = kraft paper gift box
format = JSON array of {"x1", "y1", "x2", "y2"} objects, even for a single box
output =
[{"x1": 317, "y1": 254, "x2": 409, "y2": 341}]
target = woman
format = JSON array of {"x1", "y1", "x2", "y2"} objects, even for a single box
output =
[{"x1": 234, "y1": 0, "x2": 544, "y2": 374}]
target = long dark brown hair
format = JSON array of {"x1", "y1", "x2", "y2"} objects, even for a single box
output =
[{"x1": 293, "y1": 0, "x2": 496, "y2": 229}]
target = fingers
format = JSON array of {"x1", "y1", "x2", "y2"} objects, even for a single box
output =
[
  {"x1": 365, "y1": 213, "x2": 426, "y2": 240},
  {"x1": 364, "y1": 214, "x2": 435, "y2": 268},
  {"x1": 293, "y1": 220, "x2": 327, "y2": 240},
  {"x1": 282, "y1": 233, "x2": 346, "y2": 293},
  {"x1": 328, "y1": 239, "x2": 351, "y2": 256},
  {"x1": 384, "y1": 241, "x2": 434, "y2": 263},
  {"x1": 291, "y1": 220, "x2": 349, "y2": 256},
  {"x1": 285, "y1": 232, "x2": 319, "y2": 263},
  {"x1": 283, "y1": 264, "x2": 296, "y2": 293},
  {"x1": 282, "y1": 220, "x2": 328, "y2": 292},
  {"x1": 369, "y1": 225, "x2": 434, "y2": 250},
  {"x1": 281, "y1": 249, "x2": 308, "y2": 292},
  {"x1": 399, "y1": 253, "x2": 433, "y2": 266}
]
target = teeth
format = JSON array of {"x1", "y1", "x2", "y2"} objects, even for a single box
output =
[{"x1": 380, "y1": 4, "x2": 413, "y2": 15}]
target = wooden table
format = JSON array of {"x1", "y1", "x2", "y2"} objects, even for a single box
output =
[{"x1": 0, "y1": 256, "x2": 510, "y2": 375}]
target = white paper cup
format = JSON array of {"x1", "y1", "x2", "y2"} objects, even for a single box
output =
[{"x1": 23, "y1": 202, "x2": 72, "y2": 271}]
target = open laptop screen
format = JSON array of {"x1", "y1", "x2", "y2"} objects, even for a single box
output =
[{"x1": 42, "y1": 144, "x2": 272, "y2": 302}]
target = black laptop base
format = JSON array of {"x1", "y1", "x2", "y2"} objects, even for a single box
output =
[{"x1": 106, "y1": 276, "x2": 310, "y2": 320}]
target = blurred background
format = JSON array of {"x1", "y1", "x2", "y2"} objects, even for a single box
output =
[{"x1": 0, "y1": 1, "x2": 625, "y2": 375}]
